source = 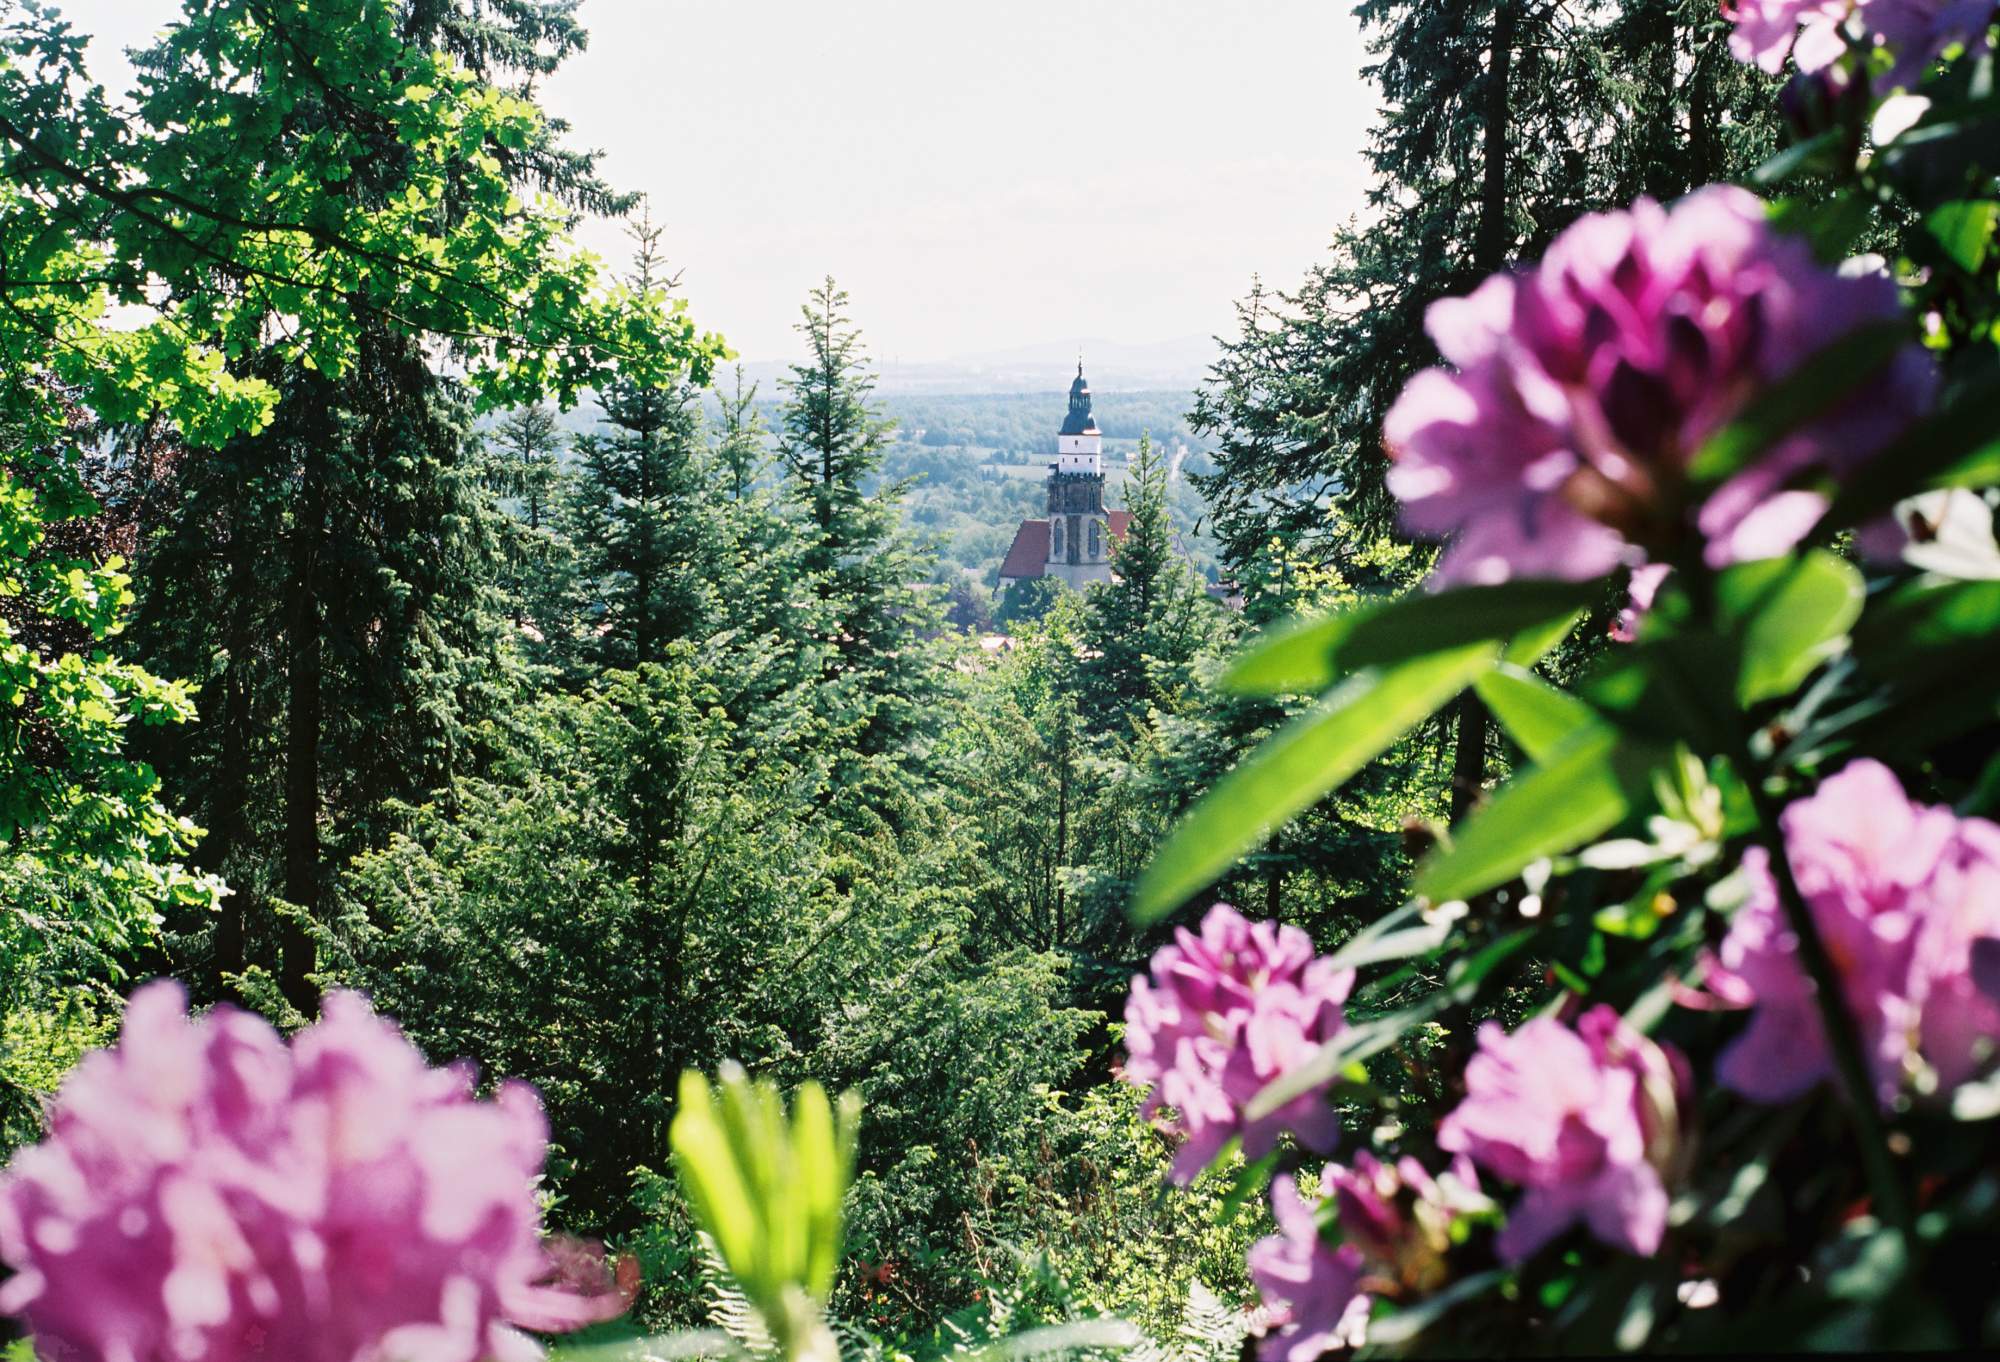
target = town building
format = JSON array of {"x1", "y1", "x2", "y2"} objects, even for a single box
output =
[{"x1": 997, "y1": 364, "x2": 1131, "y2": 593}]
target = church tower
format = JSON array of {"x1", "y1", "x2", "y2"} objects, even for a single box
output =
[{"x1": 1044, "y1": 363, "x2": 1115, "y2": 588}]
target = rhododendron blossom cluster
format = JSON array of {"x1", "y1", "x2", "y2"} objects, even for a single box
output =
[
  {"x1": 1247, "y1": 1175, "x2": 1368, "y2": 1362},
  {"x1": 1123, "y1": 904, "x2": 1355, "y2": 1182},
  {"x1": 1436, "y1": 1007, "x2": 1691, "y2": 1264},
  {"x1": 1726, "y1": 0, "x2": 1995, "y2": 88},
  {"x1": 0, "y1": 983, "x2": 624, "y2": 1362},
  {"x1": 1382, "y1": 185, "x2": 1932, "y2": 585},
  {"x1": 1709, "y1": 759, "x2": 2000, "y2": 1105},
  {"x1": 1322, "y1": 1151, "x2": 1489, "y2": 1298}
]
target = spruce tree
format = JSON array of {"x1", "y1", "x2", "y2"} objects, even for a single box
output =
[
  {"x1": 778, "y1": 278, "x2": 946, "y2": 788},
  {"x1": 569, "y1": 214, "x2": 720, "y2": 669},
  {"x1": 483, "y1": 402, "x2": 588, "y2": 673},
  {"x1": 1080, "y1": 435, "x2": 1216, "y2": 732},
  {"x1": 713, "y1": 366, "x2": 770, "y2": 501}
]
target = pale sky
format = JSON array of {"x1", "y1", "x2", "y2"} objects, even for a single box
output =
[{"x1": 56, "y1": 1, "x2": 1376, "y2": 365}]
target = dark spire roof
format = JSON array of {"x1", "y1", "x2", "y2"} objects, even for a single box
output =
[{"x1": 1060, "y1": 361, "x2": 1099, "y2": 436}]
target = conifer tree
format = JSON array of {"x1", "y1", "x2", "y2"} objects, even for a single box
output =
[
  {"x1": 570, "y1": 215, "x2": 720, "y2": 668},
  {"x1": 1080, "y1": 435, "x2": 1216, "y2": 732},
  {"x1": 483, "y1": 403, "x2": 587, "y2": 673},
  {"x1": 1192, "y1": 0, "x2": 1780, "y2": 819},
  {"x1": 713, "y1": 366, "x2": 770, "y2": 501},
  {"x1": 778, "y1": 279, "x2": 945, "y2": 787},
  {"x1": 122, "y1": 0, "x2": 664, "y2": 1012}
]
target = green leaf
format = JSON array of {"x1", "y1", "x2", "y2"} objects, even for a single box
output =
[
  {"x1": 1320, "y1": 902, "x2": 1451, "y2": 972},
  {"x1": 1475, "y1": 663, "x2": 1598, "y2": 762},
  {"x1": 1689, "y1": 324, "x2": 1909, "y2": 485},
  {"x1": 1926, "y1": 199, "x2": 1999, "y2": 271},
  {"x1": 551, "y1": 1333, "x2": 742, "y2": 1362},
  {"x1": 1362, "y1": 1270, "x2": 1508, "y2": 1347},
  {"x1": 1246, "y1": 928, "x2": 1538, "y2": 1120},
  {"x1": 1503, "y1": 608, "x2": 1587, "y2": 667},
  {"x1": 1132, "y1": 645, "x2": 1497, "y2": 922},
  {"x1": 1852, "y1": 578, "x2": 2000, "y2": 694},
  {"x1": 1751, "y1": 129, "x2": 1844, "y2": 185},
  {"x1": 1816, "y1": 366, "x2": 2000, "y2": 534},
  {"x1": 1223, "y1": 580, "x2": 1595, "y2": 696},
  {"x1": 1243, "y1": 997, "x2": 1452, "y2": 1120},
  {"x1": 1416, "y1": 727, "x2": 1668, "y2": 903},
  {"x1": 1718, "y1": 551, "x2": 1865, "y2": 703},
  {"x1": 1770, "y1": 192, "x2": 1876, "y2": 264}
]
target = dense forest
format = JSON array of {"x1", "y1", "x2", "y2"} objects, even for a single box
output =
[{"x1": 8, "y1": 0, "x2": 2000, "y2": 1359}]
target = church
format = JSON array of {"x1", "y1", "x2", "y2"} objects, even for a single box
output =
[{"x1": 996, "y1": 364, "x2": 1132, "y2": 593}]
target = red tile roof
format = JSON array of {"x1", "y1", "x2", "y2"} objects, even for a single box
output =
[
  {"x1": 998, "y1": 520, "x2": 1049, "y2": 580},
  {"x1": 998, "y1": 511, "x2": 1137, "y2": 582}
]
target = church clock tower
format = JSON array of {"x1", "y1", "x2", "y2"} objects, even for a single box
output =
[{"x1": 1045, "y1": 363, "x2": 1114, "y2": 588}]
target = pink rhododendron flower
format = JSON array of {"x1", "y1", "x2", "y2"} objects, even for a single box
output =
[
  {"x1": 1382, "y1": 186, "x2": 1933, "y2": 586},
  {"x1": 1123, "y1": 904, "x2": 1355, "y2": 1183},
  {"x1": 1323, "y1": 1150, "x2": 1489, "y2": 1296},
  {"x1": 1725, "y1": 0, "x2": 1994, "y2": 88},
  {"x1": 1726, "y1": 0, "x2": 1852, "y2": 73},
  {"x1": 1248, "y1": 1174, "x2": 1368, "y2": 1362},
  {"x1": 1437, "y1": 1006, "x2": 1690, "y2": 1263},
  {"x1": 1610, "y1": 563, "x2": 1672, "y2": 642},
  {"x1": 1863, "y1": 0, "x2": 1996, "y2": 88},
  {"x1": 0, "y1": 982, "x2": 625, "y2": 1362},
  {"x1": 1710, "y1": 760, "x2": 2000, "y2": 1104}
]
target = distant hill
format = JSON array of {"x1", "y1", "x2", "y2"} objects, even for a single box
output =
[{"x1": 716, "y1": 334, "x2": 1218, "y2": 396}]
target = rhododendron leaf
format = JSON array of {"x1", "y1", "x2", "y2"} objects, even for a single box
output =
[
  {"x1": 1250, "y1": 930, "x2": 1535, "y2": 1119},
  {"x1": 1443, "y1": 926, "x2": 1540, "y2": 991},
  {"x1": 1222, "y1": 581, "x2": 1593, "y2": 696},
  {"x1": 553, "y1": 1331, "x2": 742, "y2": 1362},
  {"x1": 1846, "y1": 580, "x2": 2000, "y2": 751},
  {"x1": 1475, "y1": 664, "x2": 1599, "y2": 762},
  {"x1": 1504, "y1": 608, "x2": 1589, "y2": 667},
  {"x1": 1769, "y1": 194, "x2": 1876, "y2": 264},
  {"x1": 1363, "y1": 1268, "x2": 1507, "y2": 1347},
  {"x1": 1133, "y1": 644, "x2": 1497, "y2": 921},
  {"x1": 1817, "y1": 366, "x2": 2000, "y2": 533},
  {"x1": 1719, "y1": 551, "x2": 1865, "y2": 703},
  {"x1": 1320, "y1": 902, "x2": 1451, "y2": 971},
  {"x1": 1925, "y1": 199, "x2": 1999, "y2": 271},
  {"x1": 1244, "y1": 996, "x2": 1454, "y2": 1119},
  {"x1": 1751, "y1": 129, "x2": 1846, "y2": 185},
  {"x1": 1690, "y1": 324, "x2": 1910, "y2": 485},
  {"x1": 1415, "y1": 727, "x2": 1671, "y2": 903}
]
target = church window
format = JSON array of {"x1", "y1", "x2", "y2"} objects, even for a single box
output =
[
  {"x1": 1050, "y1": 519, "x2": 1065, "y2": 560},
  {"x1": 1089, "y1": 520, "x2": 1102, "y2": 559}
]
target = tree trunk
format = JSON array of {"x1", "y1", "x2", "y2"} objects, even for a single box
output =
[
  {"x1": 280, "y1": 462, "x2": 325, "y2": 1016},
  {"x1": 208, "y1": 533, "x2": 258, "y2": 995},
  {"x1": 1452, "y1": 0, "x2": 1516, "y2": 825}
]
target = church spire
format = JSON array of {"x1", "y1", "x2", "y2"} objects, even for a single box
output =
[{"x1": 1061, "y1": 362, "x2": 1097, "y2": 436}]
